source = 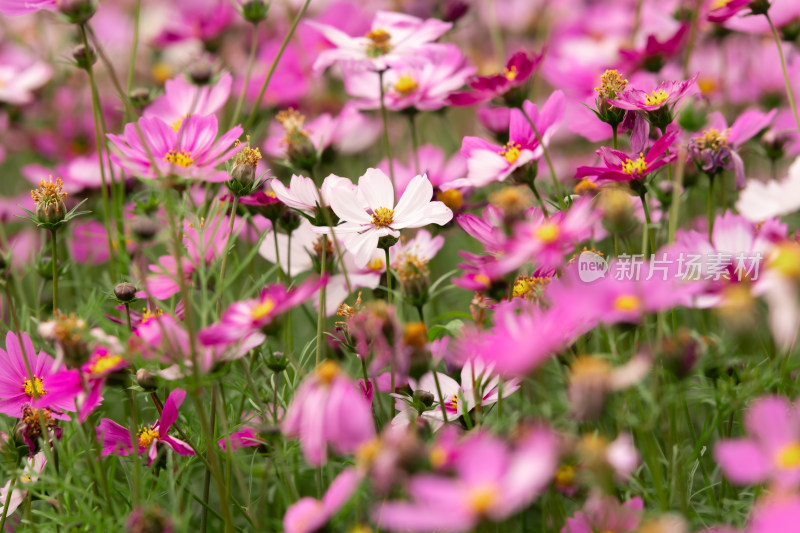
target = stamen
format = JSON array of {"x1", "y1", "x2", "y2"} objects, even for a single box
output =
[
  {"x1": 644, "y1": 89, "x2": 669, "y2": 106},
  {"x1": 163, "y1": 149, "x2": 194, "y2": 168},
  {"x1": 24, "y1": 376, "x2": 46, "y2": 398},
  {"x1": 621, "y1": 153, "x2": 647, "y2": 176},
  {"x1": 498, "y1": 142, "x2": 522, "y2": 164},
  {"x1": 371, "y1": 207, "x2": 395, "y2": 228},
  {"x1": 251, "y1": 299, "x2": 276, "y2": 320},
  {"x1": 138, "y1": 425, "x2": 160, "y2": 448},
  {"x1": 393, "y1": 75, "x2": 418, "y2": 95}
]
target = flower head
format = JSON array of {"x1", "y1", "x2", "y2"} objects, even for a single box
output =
[{"x1": 448, "y1": 50, "x2": 543, "y2": 107}]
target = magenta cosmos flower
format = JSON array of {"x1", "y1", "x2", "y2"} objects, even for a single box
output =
[
  {"x1": 607, "y1": 76, "x2": 698, "y2": 113},
  {"x1": 562, "y1": 493, "x2": 644, "y2": 533},
  {"x1": 282, "y1": 361, "x2": 375, "y2": 466},
  {"x1": 373, "y1": 429, "x2": 558, "y2": 531},
  {"x1": 308, "y1": 10, "x2": 452, "y2": 73},
  {"x1": 714, "y1": 395, "x2": 800, "y2": 488},
  {"x1": 0, "y1": 331, "x2": 73, "y2": 418},
  {"x1": 199, "y1": 276, "x2": 328, "y2": 346},
  {"x1": 107, "y1": 115, "x2": 242, "y2": 182},
  {"x1": 708, "y1": 0, "x2": 768, "y2": 22},
  {"x1": 144, "y1": 72, "x2": 232, "y2": 131},
  {"x1": 324, "y1": 169, "x2": 453, "y2": 268},
  {"x1": 283, "y1": 468, "x2": 362, "y2": 533},
  {"x1": 575, "y1": 125, "x2": 679, "y2": 184},
  {"x1": 96, "y1": 389, "x2": 194, "y2": 466},
  {"x1": 459, "y1": 91, "x2": 565, "y2": 188},
  {"x1": 0, "y1": 0, "x2": 54, "y2": 16},
  {"x1": 448, "y1": 50, "x2": 543, "y2": 107}
]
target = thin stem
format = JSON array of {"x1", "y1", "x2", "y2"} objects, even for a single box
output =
[
  {"x1": 707, "y1": 175, "x2": 715, "y2": 243},
  {"x1": 50, "y1": 230, "x2": 59, "y2": 312},
  {"x1": 126, "y1": 0, "x2": 141, "y2": 115},
  {"x1": 530, "y1": 180, "x2": 548, "y2": 214},
  {"x1": 611, "y1": 123, "x2": 618, "y2": 150},
  {"x1": 766, "y1": 13, "x2": 800, "y2": 135},
  {"x1": 125, "y1": 303, "x2": 132, "y2": 332},
  {"x1": 520, "y1": 107, "x2": 565, "y2": 205},
  {"x1": 216, "y1": 196, "x2": 239, "y2": 315},
  {"x1": 0, "y1": 476, "x2": 16, "y2": 531},
  {"x1": 201, "y1": 386, "x2": 218, "y2": 533},
  {"x1": 273, "y1": 223, "x2": 285, "y2": 282},
  {"x1": 244, "y1": 0, "x2": 311, "y2": 132},
  {"x1": 408, "y1": 113, "x2": 421, "y2": 175},
  {"x1": 384, "y1": 247, "x2": 392, "y2": 305},
  {"x1": 667, "y1": 148, "x2": 685, "y2": 243},
  {"x1": 639, "y1": 192, "x2": 656, "y2": 257},
  {"x1": 431, "y1": 369, "x2": 449, "y2": 424},
  {"x1": 378, "y1": 70, "x2": 395, "y2": 186},
  {"x1": 316, "y1": 234, "x2": 328, "y2": 366},
  {"x1": 230, "y1": 22, "x2": 260, "y2": 129}
]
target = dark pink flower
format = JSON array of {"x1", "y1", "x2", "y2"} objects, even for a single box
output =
[
  {"x1": 562, "y1": 493, "x2": 643, "y2": 533},
  {"x1": 283, "y1": 468, "x2": 362, "y2": 533},
  {"x1": 448, "y1": 50, "x2": 543, "y2": 107}
]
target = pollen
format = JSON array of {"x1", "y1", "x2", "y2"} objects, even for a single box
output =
[
  {"x1": 30, "y1": 176, "x2": 67, "y2": 209},
  {"x1": 499, "y1": 142, "x2": 522, "y2": 164},
  {"x1": 446, "y1": 394, "x2": 459, "y2": 413},
  {"x1": 621, "y1": 153, "x2": 647, "y2": 176},
  {"x1": 555, "y1": 465, "x2": 575, "y2": 488},
  {"x1": 356, "y1": 438, "x2": 382, "y2": 466},
  {"x1": 277, "y1": 108, "x2": 307, "y2": 135},
  {"x1": 512, "y1": 276, "x2": 551, "y2": 299},
  {"x1": 712, "y1": 0, "x2": 732, "y2": 8},
  {"x1": 251, "y1": 299, "x2": 276, "y2": 320},
  {"x1": 89, "y1": 354, "x2": 124, "y2": 376},
  {"x1": 594, "y1": 69, "x2": 628, "y2": 99},
  {"x1": 535, "y1": 222, "x2": 561, "y2": 243},
  {"x1": 437, "y1": 188, "x2": 463, "y2": 211},
  {"x1": 614, "y1": 294, "x2": 641, "y2": 312},
  {"x1": 366, "y1": 28, "x2": 392, "y2": 57},
  {"x1": 777, "y1": 443, "x2": 800, "y2": 469},
  {"x1": 171, "y1": 117, "x2": 186, "y2": 132},
  {"x1": 570, "y1": 356, "x2": 611, "y2": 379},
  {"x1": 163, "y1": 149, "x2": 194, "y2": 168},
  {"x1": 141, "y1": 307, "x2": 164, "y2": 323},
  {"x1": 644, "y1": 88, "x2": 669, "y2": 106},
  {"x1": 769, "y1": 243, "x2": 800, "y2": 279},
  {"x1": 233, "y1": 136, "x2": 263, "y2": 168},
  {"x1": 24, "y1": 376, "x2": 46, "y2": 398},
  {"x1": 393, "y1": 74, "x2": 418, "y2": 95},
  {"x1": 504, "y1": 65, "x2": 518, "y2": 81},
  {"x1": 467, "y1": 485, "x2": 498, "y2": 514},
  {"x1": 429, "y1": 445, "x2": 447, "y2": 468},
  {"x1": 371, "y1": 207, "x2": 395, "y2": 228},
  {"x1": 698, "y1": 77, "x2": 718, "y2": 95},
  {"x1": 574, "y1": 179, "x2": 598, "y2": 195},
  {"x1": 474, "y1": 273, "x2": 491, "y2": 287},
  {"x1": 316, "y1": 360, "x2": 340, "y2": 384},
  {"x1": 138, "y1": 425, "x2": 160, "y2": 448},
  {"x1": 694, "y1": 128, "x2": 730, "y2": 151},
  {"x1": 367, "y1": 257, "x2": 385, "y2": 272}
]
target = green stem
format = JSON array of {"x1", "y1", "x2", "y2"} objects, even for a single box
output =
[
  {"x1": 667, "y1": 150, "x2": 683, "y2": 243},
  {"x1": 316, "y1": 234, "x2": 327, "y2": 366},
  {"x1": 216, "y1": 196, "x2": 239, "y2": 315},
  {"x1": 708, "y1": 175, "x2": 715, "y2": 243},
  {"x1": 520, "y1": 107, "x2": 565, "y2": 205},
  {"x1": 0, "y1": 476, "x2": 16, "y2": 531},
  {"x1": 50, "y1": 229, "x2": 59, "y2": 312},
  {"x1": 126, "y1": 0, "x2": 141, "y2": 116},
  {"x1": 431, "y1": 367, "x2": 449, "y2": 424},
  {"x1": 243, "y1": 0, "x2": 311, "y2": 132},
  {"x1": 408, "y1": 113, "x2": 421, "y2": 175},
  {"x1": 201, "y1": 386, "x2": 218, "y2": 533},
  {"x1": 384, "y1": 247, "x2": 392, "y2": 305},
  {"x1": 766, "y1": 13, "x2": 800, "y2": 135},
  {"x1": 230, "y1": 22, "x2": 260, "y2": 129},
  {"x1": 379, "y1": 70, "x2": 395, "y2": 186},
  {"x1": 611, "y1": 123, "x2": 618, "y2": 150},
  {"x1": 639, "y1": 191, "x2": 656, "y2": 257}
]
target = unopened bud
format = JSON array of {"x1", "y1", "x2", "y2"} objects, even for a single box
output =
[
  {"x1": 129, "y1": 87, "x2": 152, "y2": 108},
  {"x1": 72, "y1": 44, "x2": 97, "y2": 70},
  {"x1": 136, "y1": 368, "x2": 158, "y2": 391},
  {"x1": 57, "y1": 0, "x2": 96, "y2": 24},
  {"x1": 241, "y1": 0, "x2": 270, "y2": 23},
  {"x1": 187, "y1": 62, "x2": 213, "y2": 85},
  {"x1": 131, "y1": 217, "x2": 160, "y2": 241},
  {"x1": 114, "y1": 282, "x2": 137, "y2": 302},
  {"x1": 413, "y1": 389, "x2": 435, "y2": 409}
]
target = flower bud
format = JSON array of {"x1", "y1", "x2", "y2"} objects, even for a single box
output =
[
  {"x1": 129, "y1": 87, "x2": 152, "y2": 108},
  {"x1": 241, "y1": 0, "x2": 270, "y2": 23},
  {"x1": 114, "y1": 282, "x2": 138, "y2": 303},
  {"x1": 131, "y1": 217, "x2": 160, "y2": 241},
  {"x1": 31, "y1": 177, "x2": 68, "y2": 226},
  {"x1": 442, "y1": 0, "x2": 469, "y2": 22},
  {"x1": 57, "y1": 0, "x2": 96, "y2": 24},
  {"x1": 413, "y1": 390, "x2": 435, "y2": 410},
  {"x1": 277, "y1": 108, "x2": 317, "y2": 171},
  {"x1": 597, "y1": 187, "x2": 635, "y2": 235},
  {"x1": 72, "y1": 44, "x2": 97, "y2": 70},
  {"x1": 188, "y1": 62, "x2": 213, "y2": 85},
  {"x1": 659, "y1": 328, "x2": 700, "y2": 378},
  {"x1": 278, "y1": 209, "x2": 302, "y2": 234},
  {"x1": 136, "y1": 368, "x2": 158, "y2": 392},
  {"x1": 266, "y1": 351, "x2": 288, "y2": 373}
]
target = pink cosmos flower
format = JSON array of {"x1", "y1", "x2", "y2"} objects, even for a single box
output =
[
  {"x1": 264, "y1": 104, "x2": 380, "y2": 159},
  {"x1": 283, "y1": 468, "x2": 362, "y2": 533},
  {"x1": 0, "y1": 56, "x2": 52, "y2": 105},
  {"x1": 37, "y1": 347, "x2": 129, "y2": 423},
  {"x1": 0, "y1": 452, "x2": 46, "y2": 520},
  {"x1": 373, "y1": 429, "x2": 558, "y2": 531},
  {"x1": 607, "y1": 75, "x2": 698, "y2": 113},
  {"x1": 458, "y1": 91, "x2": 565, "y2": 188},
  {"x1": 107, "y1": 115, "x2": 243, "y2": 182},
  {"x1": 153, "y1": 0, "x2": 234, "y2": 44},
  {"x1": 618, "y1": 25, "x2": 688, "y2": 73},
  {"x1": 736, "y1": 156, "x2": 800, "y2": 221},
  {"x1": 23, "y1": 153, "x2": 123, "y2": 194},
  {"x1": 575, "y1": 125, "x2": 679, "y2": 184},
  {"x1": 0, "y1": 331, "x2": 73, "y2": 418},
  {"x1": 0, "y1": 0, "x2": 54, "y2": 15},
  {"x1": 308, "y1": 11, "x2": 452, "y2": 73},
  {"x1": 270, "y1": 174, "x2": 356, "y2": 217},
  {"x1": 448, "y1": 50, "x2": 543, "y2": 106},
  {"x1": 282, "y1": 361, "x2": 375, "y2": 466},
  {"x1": 708, "y1": 0, "x2": 759, "y2": 22},
  {"x1": 144, "y1": 72, "x2": 232, "y2": 131},
  {"x1": 324, "y1": 169, "x2": 453, "y2": 268},
  {"x1": 456, "y1": 205, "x2": 509, "y2": 254},
  {"x1": 258, "y1": 218, "x2": 319, "y2": 277},
  {"x1": 96, "y1": 389, "x2": 194, "y2": 466},
  {"x1": 714, "y1": 395, "x2": 800, "y2": 488},
  {"x1": 344, "y1": 44, "x2": 475, "y2": 112},
  {"x1": 562, "y1": 493, "x2": 644, "y2": 533},
  {"x1": 748, "y1": 494, "x2": 800, "y2": 533},
  {"x1": 199, "y1": 276, "x2": 328, "y2": 346},
  {"x1": 378, "y1": 144, "x2": 467, "y2": 196}
]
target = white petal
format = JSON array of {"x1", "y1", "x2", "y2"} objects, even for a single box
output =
[
  {"x1": 392, "y1": 174, "x2": 434, "y2": 227},
  {"x1": 358, "y1": 168, "x2": 396, "y2": 211}
]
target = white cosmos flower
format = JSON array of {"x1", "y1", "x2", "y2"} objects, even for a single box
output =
[
  {"x1": 324, "y1": 168, "x2": 452, "y2": 268},
  {"x1": 736, "y1": 156, "x2": 800, "y2": 222},
  {"x1": 270, "y1": 174, "x2": 355, "y2": 215}
]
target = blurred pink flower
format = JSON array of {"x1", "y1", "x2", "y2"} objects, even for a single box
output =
[
  {"x1": 144, "y1": 72, "x2": 232, "y2": 130},
  {"x1": 283, "y1": 468, "x2": 362, "y2": 533},
  {"x1": 562, "y1": 493, "x2": 643, "y2": 533}
]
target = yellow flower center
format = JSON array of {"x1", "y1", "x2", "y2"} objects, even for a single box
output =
[
  {"x1": 614, "y1": 294, "x2": 640, "y2": 312},
  {"x1": 429, "y1": 446, "x2": 447, "y2": 468},
  {"x1": 366, "y1": 28, "x2": 392, "y2": 57},
  {"x1": 24, "y1": 376, "x2": 46, "y2": 398},
  {"x1": 695, "y1": 128, "x2": 730, "y2": 151},
  {"x1": 512, "y1": 276, "x2": 551, "y2": 299},
  {"x1": 151, "y1": 62, "x2": 172, "y2": 84},
  {"x1": 535, "y1": 222, "x2": 560, "y2": 243},
  {"x1": 394, "y1": 75, "x2": 418, "y2": 95},
  {"x1": 555, "y1": 465, "x2": 575, "y2": 487},
  {"x1": 621, "y1": 153, "x2": 647, "y2": 176},
  {"x1": 163, "y1": 149, "x2": 194, "y2": 168},
  {"x1": 367, "y1": 257, "x2": 385, "y2": 272},
  {"x1": 504, "y1": 65, "x2": 518, "y2": 81},
  {"x1": 770, "y1": 243, "x2": 800, "y2": 279},
  {"x1": 447, "y1": 394, "x2": 459, "y2": 412},
  {"x1": 437, "y1": 189, "x2": 463, "y2": 211},
  {"x1": 89, "y1": 354, "x2": 124, "y2": 376},
  {"x1": 594, "y1": 69, "x2": 628, "y2": 99},
  {"x1": 251, "y1": 298, "x2": 276, "y2": 321},
  {"x1": 371, "y1": 207, "x2": 395, "y2": 228},
  {"x1": 138, "y1": 426, "x2": 160, "y2": 448},
  {"x1": 141, "y1": 307, "x2": 164, "y2": 323},
  {"x1": 644, "y1": 89, "x2": 669, "y2": 106},
  {"x1": 574, "y1": 179, "x2": 599, "y2": 195},
  {"x1": 356, "y1": 438, "x2": 382, "y2": 466},
  {"x1": 778, "y1": 443, "x2": 800, "y2": 468},
  {"x1": 171, "y1": 117, "x2": 186, "y2": 132},
  {"x1": 316, "y1": 361, "x2": 340, "y2": 384},
  {"x1": 30, "y1": 175, "x2": 67, "y2": 209},
  {"x1": 712, "y1": 0, "x2": 731, "y2": 8},
  {"x1": 698, "y1": 77, "x2": 717, "y2": 95},
  {"x1": 474, "y1": 274, "x2": 491, "y2": 287},
  {"x1": 467, "y1": 485, "x2": 498, "y2": 515},
  {"x1": 499, "y1": 142, "x2": 522, "y2": 164}
]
